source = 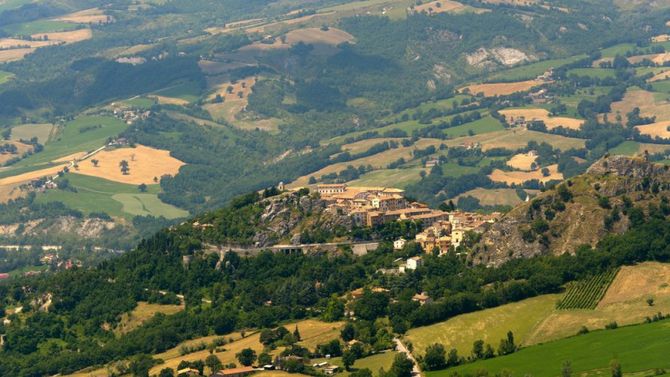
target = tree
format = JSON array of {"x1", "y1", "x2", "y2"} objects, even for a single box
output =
[
  {"x1": 258, "y1": 352, "x2": 272, "y2": 366},
  {"x1": 562, "y1": 361, "x2": 572, "y2": 377},
  {"x1": 323, "y1": 294, "x2": 344, "y2": 322},
  {"x1": 423, "y1": 343, "x2": 446, "y2": 371},
  {"x1": 611, "y1": 359, "x2": 622, "y2": 377},
  {"x1": 541, "y1": 167, "x2": 550, "y2": 177},
  {"x1": 236, "y1": 348, "x2": 257, "y2": 366},
  {"x1": 483, "y1": 344, "x2": 495, "y2": 359},
  {"x1": 91, "y1": 159, "x2": 99, "y2": 167},
  {"x1": 343, "y1": 350, "x2": 356, "y2": 371},
  {"x1": 472, "y1": 340, "x2": 484, "y2": 359},
  {"x1": 390, "y1": 353, "x2": 414, "y2": 377},
  {"x1": 647, "y1": 297, "x2": 655, "y2": 306},
  {"x1": 158, "y1": 368, "x2": 175, "y2": 377},
  {"x1": 446, "y1": 348, "x2": 460, "y2": 367},
  {"x1": 128, "y1": 354, "x2": 155, "y2": 377},
  {"x1": 497, "y1": 331, "x2": 516, "y2": 356},
  {"x1": 206, "y1": 355, "x2": 223, "y2": 373},
  {"x1": 350, "y1": 369, "x2": 373, "y2": 377},
  {"x1": 138, "y1": 183, "x2": 147, "y2": 192},
  {"x1": 341, "y1": 322, "x2": 355, "y2": 341},
  {"x1": 120, "y1": 160, "x2": 130, "y2": 175},
  {"x1": 293, "y1": 325, "x2": 301, "y2": 341}
]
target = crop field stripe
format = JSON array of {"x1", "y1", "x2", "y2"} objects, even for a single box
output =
[{"x1": 557, "y1": 268, "x2": 619, "y2": 310}]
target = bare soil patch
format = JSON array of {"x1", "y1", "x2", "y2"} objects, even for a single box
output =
[
  {"x1": 489, "y1": 164, "x2": 562, "y2": 185},
  {"x1": 500, "y1": 108, "x2": 584, "y2": 130},
  {"x1": 73, "y1": 145, "x2": 185, "y2": 185},
  {"x1": 461, "y1": 79, "x2": 545, "y2": 97},
  {"x1": 149, "y1": 95, "x2": 190, "y2": 106}
]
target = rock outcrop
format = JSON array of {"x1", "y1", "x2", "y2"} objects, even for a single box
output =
[{"x1": 471, "y1": 156, "x2": 669, "y2": 267}]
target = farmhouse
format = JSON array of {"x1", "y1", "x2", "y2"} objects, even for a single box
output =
[
  {"x1": 412, "y1": 292, "x2": 434, "y2": 305},
  {"x1": 394, "y1": 238, "x2": 407, "y2": 250}
]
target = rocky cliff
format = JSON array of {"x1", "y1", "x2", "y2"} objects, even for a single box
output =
[{"x1": 471, "y1": 156, "x2": 670, "y2": 267}]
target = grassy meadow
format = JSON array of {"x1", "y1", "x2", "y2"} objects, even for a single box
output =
[
  {"x1": 3, "y1": 19, "x2": 78, "y2": 35},
  {"x1": 36, "y1": 174, "x2": 188, "y2": 219},
  {"x1": 433, "y1": 319, "x2": 670, "y2": 377}
]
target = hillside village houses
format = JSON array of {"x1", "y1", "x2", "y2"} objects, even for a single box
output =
[{"x1": 316, "y1": 183, "x2": 499, "y2": 256}]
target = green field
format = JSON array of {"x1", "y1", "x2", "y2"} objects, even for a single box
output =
[
  {"x1": 36, "y1": 173, "x2": 188, "y2": 219},
  {"x1": 651, "y1": 80, "x2": 670, "y2": 94},
  {"x1": 567, "y1": 68, "x2": 616, "y2": 79},
  {"x1": 329, "y1": 110, "x2": 484, "y2": 144},
  {"x1": 313, "y1": 351, "x2": 399, "y2": 377},
  {"x1": 557, "y1": 269, "x2": 619, "y2": 310},
  {"x1": 600, "y1": 43, "x2": 637, "y2": 58},
  {"x1": 406, "y1": 294, "x2": 560, "y2": 358},
  {"x1": 433, "y1": 319, "x2": 670, "y2": 377},
  {"x1": 488, "y1": 55, "x2": 588, "y2": 81},
  {"x1": 383, "y1": 95, "x2": 472, "y2": 123},
  {"x1": 0, "y1": 71, "x2": 15, "y2": 85},
  {"x1": 13, "y1": 115, "x2": 127, "y2": 167},
  {"x1": 153, "y1": 80, "x2": 202, "y2": 102},
  {"x1": 609, "y1": 140, "x2": 640, "y2": 155},
  {"x1": 3, "y1": 20, "x2": 78, "y2": 35},
  {"x1": 443, "y1": 116, "x2": 504, "y2": 138}
]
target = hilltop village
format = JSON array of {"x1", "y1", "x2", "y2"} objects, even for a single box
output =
[{"x1": 316, "y1": 184, "x2": 499, "y2": 254}]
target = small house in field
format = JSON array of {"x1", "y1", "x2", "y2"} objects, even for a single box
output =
[{"x1": 211, "y1": 366, "x2": 256, "y2": 377}]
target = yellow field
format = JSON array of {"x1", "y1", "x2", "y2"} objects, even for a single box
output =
[
  {"x1": 290, "y1": 138, "x2": 445, "y2": 187},
  {"x1": 506, "y1": 152, "x2": 538, "y2": 170},
  {"x1": 0, "y1": 38, "x2": 55, "y2": 49},
  {"x1": 0, "y1": 48, "x2": 34, "y2": 62},
  {"x1": 73, "y1": 145, "x2": 185, "y2": 185},
  {"x1": 0, "y1": 141, "x2": 32, "y2": 165},
  {"x1": 56, "y1": 8, "x2": 110, "y2": 24},
  {"x1": 31, "y1": 29, "x2": 92, "y2": 44},
  {"x1": 0, "y1": 182, "x2": 25, "y2": 203},
  {"x1": 635, "y1": 121, "x2": 670, "y2": 139},
  {"x1": 442, "y1": 129, "x2": 585, "y2": 152},
  {"x1": 526, "y1": 262, "x2": 670, "y2": 344},
  {"x1": 0, "y1": 164, "x2": 66, "y2": 186},
  {"x1": 489, "y1": 164, "x2": 562, "y2": 185},
  {"x1": 628, "y1": 52, "x2": 670, "y2": 65},
  {"x1": 114, "y1": 302, "x2": 184, "y2": 335},
  {"x1": 414, "y1": 0, "x2": 467, "y2": 13},
  {"x1": 652, "y1": 34, "x2": 670, "y2": 43},
  {"x1": 648, "y1": 69, "x2": 670, "y2": 82},
  {"x1": 147, "y1": 319, "x2": 341, "y2": 376},
  {"x1": 500, "y1": 108, "x2": 584, "y2": 130},
  {"x1": 208, "y1": 77, "x2": 256, "y2": 103},
  {"x1": 462, "y1": 79, "x2": 545, "y2": 97},
  {"x1": 607, "y1": 89, "x2": 670, "y2": 124}
]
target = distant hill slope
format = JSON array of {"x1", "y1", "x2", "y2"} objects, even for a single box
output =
[{"x1": 472, "y1": 155, "x2": 670, "y2": 266}]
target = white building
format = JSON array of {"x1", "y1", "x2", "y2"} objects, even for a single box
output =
[
  {"x1": 406, "y1": 256, "x2": 423, "y2": 270},
  {"x1": 393, "y1": 238, "x2": 407, "y2": 250}
]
